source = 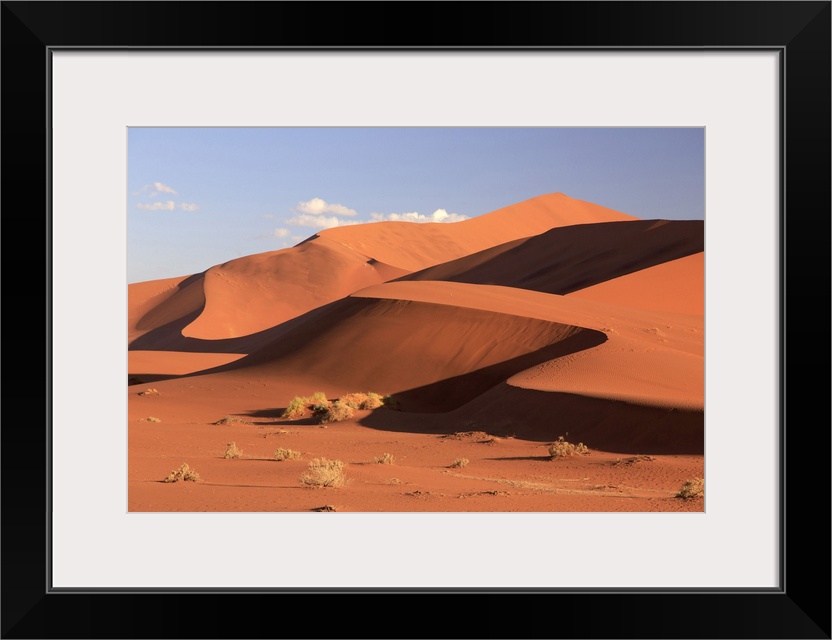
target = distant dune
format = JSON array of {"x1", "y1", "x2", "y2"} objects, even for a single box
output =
[
  {"x1": 128, "y1": 193, "x2": 636, "y2": 345},
  {"x1": 129, "y1": 191, "x2": 704, "y2": 486}
]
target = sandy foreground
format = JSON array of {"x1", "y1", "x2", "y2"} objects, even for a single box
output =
[{"x1": 128, "y1": 193, "x2": 704, "y2": 512}]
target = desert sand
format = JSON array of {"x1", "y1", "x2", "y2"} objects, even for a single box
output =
[{"x1": 128, "y1": 193, "x2": 704, "y2": 512}]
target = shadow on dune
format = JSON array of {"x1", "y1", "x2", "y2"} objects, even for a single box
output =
[
  {"x1": 369, "y1": 328, "x2": 607, "y2": 413},
  {"x1": 358, "y1": 384, "x2": 703, "y2": 455},
  {"x1": 397, "y1": 219, "x2": 704, "y2": 295}
]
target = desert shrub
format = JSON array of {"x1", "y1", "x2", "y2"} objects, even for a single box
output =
[
  {"x1": 299, "y1": 458, "x2": 346, "y2": 488},
  {"x1": 361, "y1": 392, "x2": 384, "y2": 410},
  {"x1": 310, "y1": 400, "x2": 332, "y2": 415},
  {"x1": 321, "y1": 401, "x2": 355, "y2": 423},
  {"x1": 138, "y1": 388, "x2": 159, "y2": 396},
  {"x1": 338, "y1": 392, "x2": 384, "y2": 410},
  {"x1": 146, "y1": 416, "x2": 161, "y2": 423},
  {"x1": 382, "y1": 394, "x2": 402, "y2": 410},
  {"x1": 549, "y1": 436, "x2": 589, "y2": 458},
  {"x1": 676, "y1": 477, "x2": 704, "y2": 500},
  {"x1": 308, "y1": 391, "x2": 328, "y2": 404},
  {"x1": 162, "y1": 463, "x2": 200, "y2": 483},
  {"x1": 224, "y1": 442, "x2": 243, "y2": 459},
  {"x1": 373, "y1": 453, "x2": 395, "y2": 465},
  {"x1": 274, "y1": 448, "x2": 301, "y2": 461},
  {"x1": 449, "y1": 457, "x2": 469, "y2": 468},
  {"x1": 281, "y1": 396, "x2": 308, "y2": 419},
  {"x1": 337, "y1": 393, "x2": 363, "y2": 409}
]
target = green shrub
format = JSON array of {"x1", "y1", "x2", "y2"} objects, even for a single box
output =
[
  {"x1": 299, "y1": 458, "x2": 346, "y2": 488},
  {"x1": 308, "y1": 391, "x2": 328, "y2": 404},
  {"x1": 282, "y1": 396, "x2": 308, "y2": 419},
  {"x1": 382, "y1": 394, "x2": 402, "y2": 410}
]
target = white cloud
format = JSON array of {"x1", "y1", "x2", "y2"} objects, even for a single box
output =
[
  {"x1": 287, "y1": 214, "x2": 360, "y2": 230},
  {"x1": 273, "y1": 228, "x2": 291, "y2": 238},
  {"x1": 178, "y1": 202, "x2": 199, "y2": 212},
  {"x1": 153, "y1": 182, "x2": 177, "y2": 194},
  {"x1": 137, "y1": 200, "x2": 176, "y2": 211},
  {"x1": 133, "y1": 182, "x2": 178, "y2": 197},
  {"x1": 296, "y1": 197, "x2": 357, "y2": 217},
  {"x1": 291, "y1": 235, "x2": 304, "y2": 243},
  {"x1": 369, "y1": 208, "x2": 468, "y2": 224}
]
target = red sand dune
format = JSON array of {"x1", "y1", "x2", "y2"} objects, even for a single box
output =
[
  {"x1": 128, "y1": 192, "x2": 704, "y2": 511},
  {"x1": 128, "y1": 192, "x2": 636, "y2": 347}
]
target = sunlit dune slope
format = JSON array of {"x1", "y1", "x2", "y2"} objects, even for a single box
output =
[{"x1": 567, "y1": 251, "x2": 704, "y2": 315}]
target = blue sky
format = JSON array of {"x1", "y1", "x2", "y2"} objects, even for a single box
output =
[{"x1": 128, "y1": 127, "x2": 704, "y2": 283}]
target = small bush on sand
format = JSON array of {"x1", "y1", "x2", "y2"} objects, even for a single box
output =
[
  {"x1": 299, "y1": 458, "x2": 346, "y2": 488},
  {"x1": 281, "y1": 396, "x2": 308, "y2": 419},
  {"x1": 138, "y1": 388, "x2": 159, "y2": 396},
  {"x1": 337, "y1": 392, "x2": 383, "y2": 410},
  {"x1": 449, "y1": 457, "x2": 469, "y2": 469},
  {"x1": 162, "y1": 463, "x2": 200, "y2": 483},
  {"x1": 360, "y1": 392, "x2": 384, "y2": 410},
  {"x1": 373, "y1": 453, "x2": 395, "y2": 465},
  {"x1": 311, "y1": 400, "x2": 332, "y2": 415},
  {"x1": 382, "y1": 394, "x2": 402, "y2": 410},
  {"x1": 321, "y1": 401, "x2": 355, "y2": 423},
  {"x1": 676, "y1": 477, "x2": 704, "y2": 500},
  {"x1": 146, "y1": 416, "x2": 161, "y2": 423},
  {"x1": 308, "y1": 391, "x2": 328, "y2": 404},
  {"x1": 274, "y1": 448, "x2": 301, "y2": 461},
  {"x1": 549, "y1": 436, "x2": 589, "y2": 458},
  {"x1": 224, "y1": 442, "x2": 243, "y2": 459}
]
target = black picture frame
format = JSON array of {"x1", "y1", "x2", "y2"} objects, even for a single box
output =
[{"x1": 2, "y1": 2, "x2": 829, "y2": 638}]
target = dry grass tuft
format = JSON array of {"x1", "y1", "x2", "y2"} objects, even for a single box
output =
[
  {"x1": 162, "y1": 463, "x2": 200, "y2": 483},
  {"x1": 372, "y1": 453, "x2": 395, "y2": 465},
  {"x1": 299, "y1": 458, "x2": 347, "y2": 488},
  {"x1": 281, "y1": 396, "x2": 308, "y2": 419},
  {"x1": 213, "y1": 416, "x2": 250, "y2": 425},
  {"x1": 337, "y1": 392, "x2": 384, "y2": 410},
  {"x1": 321, "y1": 401, "x2": 355, "y2": 423},
  {"x1": 224, "y1": 442, "x2": 243, "y2": 459},
  {"x1": 449, "y1": 457, "x2": 469, "y2": 469},
  {"x1": 138, "y1": 388, "x2": 159, "y2": 396},
  {"x1": 613, "y1": 454, "x2": 657, "y2": 467},
  {"x1": 274, "y1": 448, "x2": 301, "y2": 462},
  {"x1": 146, "y1": 416, "x2": 161, "y2": 423},
  {"x1": 676, "y1": 477, "x2": 704, "y2": 500},
  {"x1": 548, "y1": 436, "x2": 589, "y2": 458}
]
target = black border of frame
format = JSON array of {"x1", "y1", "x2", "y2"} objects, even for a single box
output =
[{"x1": 1, "y1": 2, "x2": 829, "y2": 638}]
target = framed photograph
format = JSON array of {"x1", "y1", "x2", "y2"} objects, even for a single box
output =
[{"x1": 3, "y1": 2, "x2": 829, "y2": 638}]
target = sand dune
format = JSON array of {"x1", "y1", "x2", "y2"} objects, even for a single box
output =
[
  {"x1": 568, "y1": 251, "x2": 704, "y2": 315},
  {"x1": 128, "y1": 192, "x2": 704, "y2": 511},
  {"x1": 128, "y1": 192, "x2": 637, "y2": 346}
]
